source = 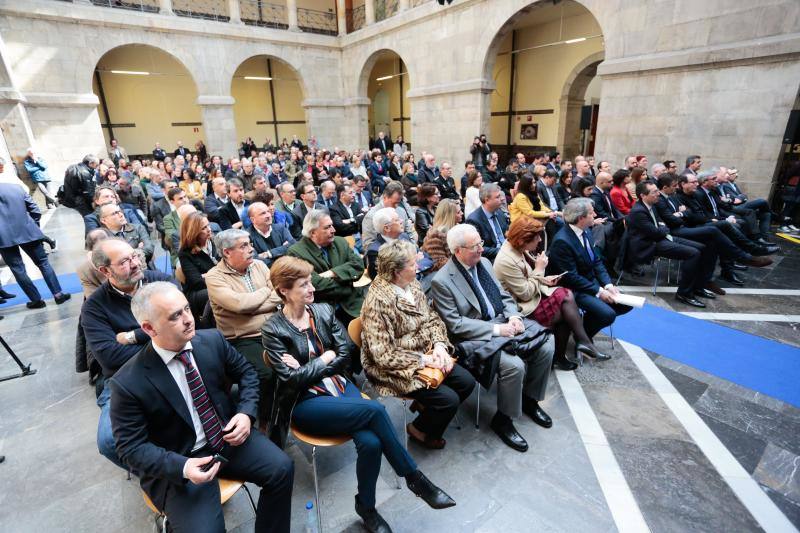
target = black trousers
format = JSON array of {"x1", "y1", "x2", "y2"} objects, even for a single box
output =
[
  {"x1": 230, "y1": 337, "x2": 274, "y2": 427},
  {"x1": 653, "y1": 237, "x2": 704, "y2": 296},
  {"x1": 673, "y1": 225, "x2": 749, "y2": 266},
  {"x1": 161, "y1": 430, "x2": 294, "y2": 533},
  {"x1": 705, "y1": 220, "x2": 757, "y2": 254},
  {"x1": 405, "y1": 364, "x2": 476, "y2": 439}
]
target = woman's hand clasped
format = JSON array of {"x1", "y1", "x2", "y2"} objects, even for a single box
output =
[{"x1": 281, "y1": 353, "x2": 300, "y2": 369}]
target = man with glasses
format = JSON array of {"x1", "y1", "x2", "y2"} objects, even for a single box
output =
[
  {"x1": 205, "y1": 229, "x2": 283, "y2": 427},
  {"x1": 430, "y1": 224, "x2": 555, "y2": 453},
  {"x1": 81, "y1": 238, "x2": 176, "y2": 468},
  {"x1": 97, "y1": 203, "x2": 154, "y2": 263},
  {"x1": 275, "y1": 182, "x2": 302, "y2": 239}
]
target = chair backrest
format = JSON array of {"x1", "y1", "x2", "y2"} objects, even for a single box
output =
[
  {"x1": 175, "y1": 265, "x2": 186, "y2": 285},
  {"x1": 344, "y1": 235, "x2": 356, "y2": 249},
  {"x1": 347, "y1": 317, "x2": 363, "y2": 348}
]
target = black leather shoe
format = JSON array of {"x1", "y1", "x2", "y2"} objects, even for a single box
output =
[
  {"x1": 522, "y1": 399, "x2": 553, "y2": 428},
  {"x1": 757, "y1": 237, "x2": 775, "y2": 246},
  {"x1": 576, "y1": 343, "x2": 611, "y2": 361},
  {"x1": 675, "y1": 294, "x2": 706, "y2": 308},
  {"x1": 552, "y1": 354, "x2": 578, "y2": 371},
  {"x1": 405, "y1": 472, "x2": 456, "y2": 509},
  {"x1": 54, "y1": 293, "x2": 71, "y2": 305},
  {"x1": 0, "y1": 290, "x2": 16, "y2": 299},
  {"x1": 355, "y1": 497, "x2": 393, "y2": 533},
  {"x1": 720, "y1": 271, "x2": 744, "y2": 286},
  {"x1": 694, "y1": 288, "x2": 716, "y2": 299},
  {"x1": 26, "y1": 300, "x2": 46, "y2": 309},
  {"x1": 489, "y1": 413, "x2": 528, "y2": 452},
  {"x1": 730, "y1": 262, "x2": 749, "y2": 271},
  {"x1": 0, "y1": 298, "x2": 6, "y2": 305}
]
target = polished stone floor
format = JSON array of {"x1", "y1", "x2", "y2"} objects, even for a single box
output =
[{"x1": 0, "y1": 207, "x2": 798, "y2": 532}]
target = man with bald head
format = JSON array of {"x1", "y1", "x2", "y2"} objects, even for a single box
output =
[
  {"x1": 247, "y1": 202, "x2": 294, "y2": 267},
  {"x1": 575, "y1": 159, "x2": 593, "y2": 183},
  {"x1": 589, "y1": 172, "x2": 621, "y2": 222},
  {"x1": 204, "y1": 176, "x2": 229, "y2": 224},
  {"x1": 81, "y1": 238, "x2": 176, "y2": 468}
]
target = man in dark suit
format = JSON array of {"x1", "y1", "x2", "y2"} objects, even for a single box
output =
[
  {"x1": 374, "y1": 131, "x2": 392, "y2": 155},
  {"x1": 537, "y1": 169, "x2": 565, "y2": 214},
  {"x1": 546, "y1": 198, "x2": 631, "y2": 348},
  {"x1": 330, "y1": 183, "x2": 364, "y2": 237},
  {"x1": 681, "y1": 155, "x2": 702, "y2": 177},
  {"x1": 292, "y1": 183, "x2": 324, "y2": 228},
  {"x1": 317, "y1": 180, "x2": 338, "y2": 211},
  {"x1": 717, "y1": 167, "x2": 773, "y2": 244},
  {"x1": 247, "y1": 202, "x2": 295, "y2": 267},
  {"x1": 352, "y1": 176, "x2": 373, "y2": 210},
  {"x1": 204, "y1": 177, "x2": 229, "y2": 225},
  {"x1": 430, "y1": 224, "x2": 555, "y2": 452},
  {"x1": 174, "y1": 141, "x2": 190, "y2": 158},
  {"x1": 418, "y1": 154, "x2": 440, "y2": 185},
  {"x1": 218, "y1": 178, "x2": 249, "y2": 230},
  {"x1": 589, "y1": 172, "x2": 621, "y2": 221},
  {"x1": 695, "y1": 171, "x2": 771, "y2": 247},
  {"x1": 434, "y1": 162, "x2": 460, "y2": 201},
  {"x1": 0, "y1": 181, "x2": 70, "y2": 309},
  {"x1": 152, "y1": 142, "x2": 167, "y2": 162},
  {"x1": 465, "y1": 183, "x2": 509, "y2": 262},
  {"x1": 628, "y1": 182, "x2": 710, "y2": 307},
  {"x1": 546, "y1": 152, "x2": 561, "y2": 174},
  {"x1": 110, "y1": 282, "x2": 293, "y2": 532}
]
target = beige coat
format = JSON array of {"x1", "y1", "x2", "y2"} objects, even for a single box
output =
[
  {"x1": 493, "y1": 241, "x2": 556, "y2": 317},
  {"x1": 205, "y1": 259, "x2": 281, "y2": 339},
  {"x1": 360, "y1": 276, "x2": 452, "y2": 397}
]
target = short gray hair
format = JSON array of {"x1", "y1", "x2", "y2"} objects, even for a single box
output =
[
  {"x1": 214, "y1": 228, "x2": 250, "y2": 252},
  {"x1": 446, "y1": 224, "x2": 479, "y2": 254},
  {"x1": 479, "y1": 182, "x2": 501, "y2": 203},
  {"x1": 302, "y1": 208, "x2": 330, "y2": 238},
  {"x1": 131, "y1": 281, "x2": 183, "y2": 325},
  {"x1": 83, "y1": 154, "x2": 99, "y2": 166},
  {"x1": 563, "y1": 198, "x2": 594, "y2": 224},
  {"x1": 697, "y1": 170, "x2": 716, "y2": 184},
  {"x1": 373, "y1": 207, "x2": 398, "y2": 234},
  {"x1": 651, "y1": 163, "x2": 666, "y2": 174}
]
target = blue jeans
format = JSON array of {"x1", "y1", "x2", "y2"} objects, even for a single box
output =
[
  {"x1": 0, "y1": 240, "x2": 62, "y2": 302},
  {"x1": 96, "y1": 383, "x2": 125, "y2": 469},
  {"x1": 292, "y1": 382, "x2": 417, "y2": 508}
]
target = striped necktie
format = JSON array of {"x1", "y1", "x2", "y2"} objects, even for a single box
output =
[{"x1": 177, "y1": 350, "x2": 224, "y2": 452}]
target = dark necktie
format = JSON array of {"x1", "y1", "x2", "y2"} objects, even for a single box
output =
[
  {"x1": 666, "y1": 196, "x2": 677, "y2": 212},
  {"x1": 581, "y1": 231, "x2": 595, "y2": 261},
  {"x1": 177, "y1": 351, "x2": 224, "y2": 452},
  {"x1": 320, "y1": 247, "x2": 330, "y2": 265},
  {"x1": 490, "y1": 214, "x2": 506, "y2": 244},
  {"x1": 706, "y1": 191, "x2": 718, "y2": 216},
  {"x1": 604, "y1": 192, "x2": 613, "y2": 214}
]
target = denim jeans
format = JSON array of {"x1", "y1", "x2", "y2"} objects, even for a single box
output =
[
  {"x1": 96, "y1": 383, "x2": 125, "y2": 469},
  {"x1": 0, "y1": 240, "x2": 62, "y2": 303}
]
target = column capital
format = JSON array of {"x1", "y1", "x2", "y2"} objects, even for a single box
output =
[{"x1": 196, "y1": 95, "x2": 236, "y2": 106}]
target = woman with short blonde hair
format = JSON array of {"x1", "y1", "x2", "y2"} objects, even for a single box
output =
[{"x1": 421, "y1": 199, "x2": 463, "y2": 272}]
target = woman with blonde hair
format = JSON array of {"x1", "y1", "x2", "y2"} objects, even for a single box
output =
[{"x1": 421, "y1": 198, "x2": 463, "y2": 272}]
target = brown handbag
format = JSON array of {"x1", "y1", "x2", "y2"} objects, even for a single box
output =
[{"x1": 414, "y1": 349, "x2": 456, "y2": 389}]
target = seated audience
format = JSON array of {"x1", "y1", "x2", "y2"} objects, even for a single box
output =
[
  {"x1": 627, "y1": 167, "x2": 647, "y2": 201},
  {"x1": 77, "y1": 229, "x2": 111, "y2": 298},
  {"x1": 546, "y1": 198, "x2": 631, "y2": 344},
  {"x1": 351, "y1": 175, "x2": 374, "y2": 210},
  {"x1": 275, "y1": 182, "x2": 302, "y2": 239},
  {"x1": 422, "y1": 199, "x2": 463, "y2": 272},
  {"x1": 430, "y1": 224, "x2": 555, "y2": 452},
  {"x1": 589, "y1": 172, "x2": 622, "y2": 222},
  {"x1": 494, "y1": 215, "x2": 605, "y2": 370},
  {"x1": 509, "y1": 174, "x2": 561, "y2": 230},
  {"x1": 610, "y1": 169, "x2": 635, "y2": 215},
  {"x1": 152, "y1": 179, "x2": 178, "y2": 242},
  {"x1": 287, "y1": 209, "x2": 366, "y2": 325},
  {"x1": 415, "y1": 183, "x2": 441, "y2": 246},
  {"x1": 248, "y1": 201, "x2": 295, "y2": 267},
  {"x1": 434, "y1": 161, "x2": 460, "y2": 201},
  {"x1": 164, "y1": 187, "x2": 190, "y2": 264},
  {"x1": 84, "y1": 186, "x2": 141, "y2": 232},
  {"x1": 463, "y1": 169, "x2": 483, "y2": 217},
  {"x1": 203, "y1": 176, "x2": 229, "y2": 224},
  {"x1": 718, "y1": 167, "x2": 773, "y2": 245},
  {"x1": 110, "y1": 282, "x2": 293, "y2": 533},
  {"x1": 556, "y1": 172, "x2": 573, "y2": 206},
  {"x1": 536, "y1": 169, "x2": 565, "y2": 216},
  {"x1": 466, "y1": 183, "x2": 509, "y2": 262},
  {"x1": 219, "y1": 178, "x2": 249, "y2": 230},
  {"x1": 330, "y1": 183, "x2": 365, "y2": 238},
  {"x1": 205, "y1": 229, "x2": 282, "y2": 424},
  {"x1": 81, "y1": 238, "x2": 175, "y2": 468},
  {"x1": 178, "y1": 212, "x2": 219, "y2": 319},
  {"x1": 362, "y1": 181, "x2": 416, "y2": 249},
  {"x1": 263, "y1": 257, "x2": 455, "y2": 533},
  {"x1": 96, "y1": 203, "x2": 154, "y2": 262},
  {"x1": 317, "y1": 180, "x2": 337, "y2": 211},
  {"x1": 292, "y1": 182, "x2": 320, "y2": 225},
  {"x1": 365, "y1": 208, "x2": 414, "y2": 280},
  {"x1": 361, "y1": 240, "x2": 476, "y2": 449},
  {"x1": 179, "y1": 168, "x2": 204, "y2": 201}
]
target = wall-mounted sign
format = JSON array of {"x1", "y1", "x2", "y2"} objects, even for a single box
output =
[{"x1": 520, "y1": 123, "x2": 538, "y2": 140}]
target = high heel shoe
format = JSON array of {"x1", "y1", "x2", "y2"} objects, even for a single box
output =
[{"x1": 576, "y1": 343, "x2": 611, "y2": 361}]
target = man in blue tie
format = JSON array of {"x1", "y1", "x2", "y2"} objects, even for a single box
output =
[
  {"x1": 547, "y1": 198, "x2": 631, "y2": 357},
  {"x1": 466, "y1": 183, "x2": 509, "y2": 262}
]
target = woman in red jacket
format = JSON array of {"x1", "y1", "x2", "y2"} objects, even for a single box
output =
[{"x1": 610, "y1": 169, "x2": 635, "y2": 215}]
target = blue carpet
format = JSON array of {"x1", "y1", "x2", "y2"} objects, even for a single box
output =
[
  {"x1": 606, "y1": 304, "x2": 800, "y2": 408},
  {"x1": 0, "y1": 273, "x2": 83, "y2": 308}
]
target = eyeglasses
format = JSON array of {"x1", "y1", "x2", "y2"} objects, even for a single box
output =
[
  {"x1": 461, "y1": 240, "x2": 484, "y2": 251},
  {"x1": 114, "y1": 255, "x2": 139, "y2": 268}
]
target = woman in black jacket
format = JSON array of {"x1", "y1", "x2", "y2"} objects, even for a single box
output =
[
  {"x1": 177, "y1": 212, "x2": 218, "y2": 318},
  {"x1": 263, "y1": 257, "x2": 455, "y2": 533},
  {"x1": 414, "y1": 183, "x2": 440, "y2": 246}
]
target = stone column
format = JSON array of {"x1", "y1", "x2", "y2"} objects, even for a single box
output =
[
  {"x1": 197, "y1": 96, "x2": 238, "y2": 159},
  {"x1": 364, "y1": 0, "x2": 375, "y2": 25},
  {"x1": 228, "y1": 0, "x2": 242, "y2": 24},
  {"x1": 398, "y1": 0, "x2": 409, "y2": 12},
  {"x1": 287, "y1": 0, "x2": 300, "y2": 31},
  {"x1": 302, "y1": 98, "x2": 358, "y2": 149},
  {"x1": 336, "y1": 0, "x2": 347, "y2": 35},
  {"x1": 557, "y1": 96, "x2": 585, "y2": 159},
  {"x1": 0, "y1": 94, "x2": 36, "y2": 188},
  {"x1": 159, "y1": 0, "x2": 173, "y2": 16}
]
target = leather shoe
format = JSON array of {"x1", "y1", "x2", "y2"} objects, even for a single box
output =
[
  {"x1": 730, "y1": 262, "x2": 749, "y2": 271},
  {"x1": 0, "y1": 290, "x2": 16, "y2": 299},
  {"x1": 705, "y1": 282, "x2": 726, "y2": 296},
  {"x1": 750, "y1": 246, "x2": 773, "y2": 256},
  {"x1": 552, "y1": 353, "x2": 578, "y2": 371},
  {"x1": 720, "y1": 271, "x2": 744, "y2": 286},
  {"x1": 405, "y1": 471, "x2": 456, "y2": 509},
  {"x1": 522, "y1": 399, "x2": 553, "y2": 428},
  {"x1": 0, "y1": 298, "x2": 6, "y2": 305},
  {"x1": 676, "y1": 294, "x2": 706, "y2": 308},
  {"x1": 757, "y1": 237, "x2": 775, "y2": 246},
  {"x1": 744, "y1": 256, "x2": 772, "y2": 268},
  {"x1": 576, "y1": 343, "x2": 611, "y2": 361},
  {"x1": 694, "y1": 288, "x2": 716, "y2": 299},
  {"x1": 765, "y1": 245, "x2": 780, "y2": 254},
  {"x1": 355, "y1": 497, "x2": 393, "y2": 533},
  {"x1": 490, "y1": 413, "x2": 528, "y2": 452},
  {"x1": 26, "y1": 300, "x2": 46, "y2": 309},
  {"x1": 54, "y1": 293, "x2": 71, "y2": 305}
]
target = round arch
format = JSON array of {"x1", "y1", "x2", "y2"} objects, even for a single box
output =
[
  {"x1": 357, "y1": 49, "x2": 413, "y2": 147},
  {"x1": 92, "y1": 44, "x2": 203, "y2": 157},
  {"x1": 557, "y1": 51, "x2": 604, "y2": 157}
]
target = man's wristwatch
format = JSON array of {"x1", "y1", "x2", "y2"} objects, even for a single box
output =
[{"x1": 125, "y1": 331, "x2": 136, "y2": 344}]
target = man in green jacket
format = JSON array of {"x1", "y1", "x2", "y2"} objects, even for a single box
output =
[{"x1": 287, "y1": 208, "x2": 365, "y2": 324}]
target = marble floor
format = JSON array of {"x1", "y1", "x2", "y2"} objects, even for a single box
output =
[{"x1": 0, "y1": 207, "x2": 798, "y2": 533}]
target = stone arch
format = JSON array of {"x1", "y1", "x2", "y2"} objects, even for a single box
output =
[
  {"x1": 89, "y1": 42, "x2": 200, "y2": 95},
  {"x1": 356, "y1": 48, "x2": 414, "y2": 145},
  {"x1": 226, "y1": 50, "x2": 309, "y2": 101},
  {"x1": 557, "y1": 50, "x2": 604, "y2": 157}
]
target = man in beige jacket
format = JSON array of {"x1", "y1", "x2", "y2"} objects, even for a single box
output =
[{"x1": 206, "y1": 228, "x2": 282, "y2": 425}]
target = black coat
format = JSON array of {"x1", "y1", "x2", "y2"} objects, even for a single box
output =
[
  {"x1": 261, "y1": 304, "x2": 352, "y2": 448},
  {"x1": 178, "y1": 244, "x2": 218, "y2": 293},
  {"x1": 109, "y1": 329, "x2": 259, "y2": 510},
  {"x1": 546, "y1": 225, "x2": 611, "y2": 296},
  {"x1": 654, "y1": 194, "x2": 686, "y2": 231},
  {"x1": 626, "y1": 201, "x2": 671, "y2": 265},
  {"x1": 248, "y1": 223, "x2": 295, "y2": 267},
  {"x1": 415, "y1": 207, "x2": 435, "y2": 246},
  {"x1": 694, "y1": 187, "x2": 732, "y2": 220},
  {"x1": 218, "y1": 200, "x2": 248, "y2": 230},
  {"x1": 434, "y1": 176, "x2": 460, "y2": 201},
  {"x1": 589, "y1": 187, "x2": 620, "y2": 221},
  {"x1": 675, "y1": 191, "x2": 709, "y2": 227},
  {"x1": 329, "y1": 200, "x2": 363, "y2": 237}
]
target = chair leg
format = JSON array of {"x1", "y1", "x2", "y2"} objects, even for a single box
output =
[
  {"x1": 609, "y1": 325, "x2": 615, "y2": 350},
  {"x1": 454, "y1": 410, "x2": 463, "y2": 430},
  {"x1": 402, "y1": 399, "x2": 408, "y2": 451},
  {"x1": 475, "y1": 386, "x2": 481, "y2": 429},
  {"x1": 241, "y1": 483, "x2": 258, "y2": 516},
  {"x1": 652, "y1": 259, "x2": 660, "y2": 296},
  {"x1": 312, "y1": 446, "x2": 322, "y2": 533}
]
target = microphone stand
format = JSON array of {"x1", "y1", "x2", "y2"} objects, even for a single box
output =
[{"x1": 0, "y1": 335, "x2": 37, "y2": 383}]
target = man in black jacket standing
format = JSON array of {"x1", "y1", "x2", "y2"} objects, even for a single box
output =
[{"x1": 110, "y1": 282, "x2": 293, "y2": 532}]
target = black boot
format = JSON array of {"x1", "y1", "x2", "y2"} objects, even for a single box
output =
[
  {"x1": 355, "y1": 496, "x2": 392, "y2": 533},
  {"x1": 406, "y1": 471, "x2": 456, "y2": 509}
]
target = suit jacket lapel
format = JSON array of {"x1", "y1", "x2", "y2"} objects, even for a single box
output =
[
  {"x1": 566, "y1": 227, "x2": 593, "y2": 264},
  {"x1": 142, "y1": 345, "x2": 194, "y2": 431},
  {"x1": 447, "y1": 262, "x2": 482, "y2": 314}
]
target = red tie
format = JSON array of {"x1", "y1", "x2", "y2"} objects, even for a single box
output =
[{"x1": 177, "y1": 350, "x2": 224, "y2": 452}]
